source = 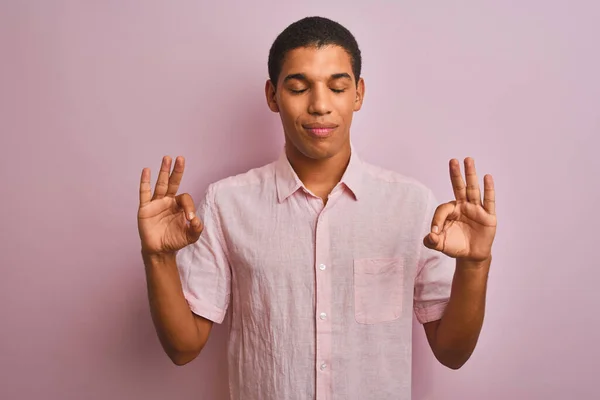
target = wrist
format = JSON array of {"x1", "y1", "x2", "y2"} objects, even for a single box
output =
[
  {"x1": 456, "y1": 254, "x2": 492, "y2": 272},
  {"x1": 141, "y1": 249, "x2": 177, "y2": 266}
]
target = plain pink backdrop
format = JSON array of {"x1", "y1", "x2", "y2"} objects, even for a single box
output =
[{"x1": 1, "y1": 1, "x2": 598, "y2": 399}]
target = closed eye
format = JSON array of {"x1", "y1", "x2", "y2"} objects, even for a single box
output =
[{"x1": 288, "y1": 88, "x2": 346, "y2": 94}]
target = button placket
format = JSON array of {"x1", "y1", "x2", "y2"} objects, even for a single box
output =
[{"x1": 315, "y1": 210, "x2": 333, "y2": 398}]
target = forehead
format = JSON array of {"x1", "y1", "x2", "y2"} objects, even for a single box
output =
[{"x1": 280, "y1": 45, "x2": 354, "y2": 81}]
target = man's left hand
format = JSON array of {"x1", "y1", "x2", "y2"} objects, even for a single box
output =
[{"x1": 423, "y1": 157, "x2": 497, "y2": 263}]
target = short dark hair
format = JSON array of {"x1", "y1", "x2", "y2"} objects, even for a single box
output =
[{"x1": 268, "y1": 16, "x2": 362, "y2": 89}]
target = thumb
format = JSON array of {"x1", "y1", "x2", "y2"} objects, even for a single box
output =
[
  {"x1": 423, "y1": 231, "x2": 442, "y2": 251},
  {"x1": 185, "y1": 214, "x2": 204, "y2": 244},
  {"x1": 175, "y1": 193, "x2": 204, "y2": 244}
]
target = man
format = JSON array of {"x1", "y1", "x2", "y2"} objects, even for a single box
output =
[{"x1": 138, "y1": 16, "x2": 496, "y2": 400}]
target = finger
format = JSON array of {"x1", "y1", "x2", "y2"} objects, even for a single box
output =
[
  {"x1": 464, "y1": 157, "x2": 482, "y2": 205},
  {"x1": 449, "y1": 159, "x2": 467, "y2": 202},
  {"x1": 175, "y1": 193, "x2": 198, "y2": 222},
  {"x1": 139, "y1": 168, "x2": 152, "y2": 207},
  {"x1": 166, "y1": 156, "x2": 185, "y2": 197},
  {"x1": 483, "y1": 174, "x2": 496, "y2": 215},
  {"x1": 152, "y1": 156, "x2": 172, "y2": 200},
  {"x1": 430, "y1": 202, "x2": 455, "y2": 234}
]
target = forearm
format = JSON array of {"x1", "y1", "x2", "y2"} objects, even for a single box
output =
[
  {"x1": 143, "y1": 251, "x2": 205, "y2": 362},
  {"x1": 432, "y1": 256, "x2": 491, "y2": 369}
]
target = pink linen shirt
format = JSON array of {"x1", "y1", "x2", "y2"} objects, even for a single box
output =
[{"x1": 176, "y1": 147, "x2": 454, "y2": 400}]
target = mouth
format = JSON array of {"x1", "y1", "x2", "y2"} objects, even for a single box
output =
[{"x1": 302, "y1": 123, "x2": 338, "y2": 137}]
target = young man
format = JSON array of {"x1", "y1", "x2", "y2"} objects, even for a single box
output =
[{"x1": 138, "y1": 16, "x2": 496, "y2": 400}]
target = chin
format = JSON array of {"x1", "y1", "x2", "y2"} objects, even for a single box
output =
[
  {"x1": 300, "y1": 140, "x2": 343, "y2": 161},
  {"x1": 285, "y1": 128, "x2": 348, "y2": 160}
]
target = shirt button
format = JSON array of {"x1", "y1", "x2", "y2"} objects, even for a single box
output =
[
  {"x1": 319, "y1": 312, "x2": 327, "y2": 320},
  {"x1": 319, "y1": 264, "x2": 326, "y2": 271},
  {"x1": 320, "y1": 363, "x2": 327, "y2": 371}
]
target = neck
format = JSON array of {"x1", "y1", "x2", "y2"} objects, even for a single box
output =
[{"x1": 285, "y1": 142, "x2": 351, "y2": 201}]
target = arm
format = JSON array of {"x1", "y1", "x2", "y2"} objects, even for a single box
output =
[
  {"x1": 137, "y1": 156, "x2": 216, "y2": 366},
  {"x1": 143, "y1": 251, "x2": 213, "y2": 365},
  {"x1": 423, "y1": 256, "x2": 491, "y2": 369},
  {"x1": 421, "y1": 157, "x2": 497, "y2": 369}
]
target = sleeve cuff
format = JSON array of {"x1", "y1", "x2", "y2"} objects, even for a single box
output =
[
  {"x1": 414, "y1": 300, "x2": 449, "y2": 324},
  {"x1": 184, "y1": 293, "x2": 227, "y2": 324}
]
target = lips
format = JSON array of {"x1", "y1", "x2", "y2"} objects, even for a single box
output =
[{"x1": 302, "y1": 123, "x2": 338, "y2": 137}]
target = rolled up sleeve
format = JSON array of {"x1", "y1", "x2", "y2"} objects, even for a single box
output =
[{"x1": 176, "y1": 184, "x2": 231, "y2": 324}]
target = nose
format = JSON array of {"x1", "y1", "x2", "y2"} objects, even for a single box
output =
[{"x1": 307, "y1": 85, "x2": 332, "y2": 116}]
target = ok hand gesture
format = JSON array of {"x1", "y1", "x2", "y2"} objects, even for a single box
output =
[
  {"x1": 423, "y1": 158, "x2": 497, "y2": 263},
  {"x1": 137, "y1": 156, "x2": 203, "y2": 255}
]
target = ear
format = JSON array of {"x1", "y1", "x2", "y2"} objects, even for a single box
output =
[
  {"x1": 265, "y1": 80, "x2": 280, "y2": 113},
  {"x1": 353, "y1": 77, "x2": 365, "y2": 112}
]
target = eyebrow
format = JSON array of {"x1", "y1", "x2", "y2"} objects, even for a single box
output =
[{"x1": 283, "y1": 72, "x2": 353, "y2": 83}]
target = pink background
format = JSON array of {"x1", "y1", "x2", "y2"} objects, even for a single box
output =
[{"x1": 1, "y1": 1, "x2": 599, "y2": 399}]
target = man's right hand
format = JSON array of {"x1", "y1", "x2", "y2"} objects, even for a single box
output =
[{"x1": 137, "y1": 156, "x2": 204, "y2": 256}]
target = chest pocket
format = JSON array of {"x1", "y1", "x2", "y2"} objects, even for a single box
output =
[{"x1": 353, "y1": 258, "x2": 405, "y2": 324}]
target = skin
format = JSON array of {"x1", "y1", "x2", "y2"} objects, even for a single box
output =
[
  {"x1": 138, "y1": 156, "x2": 213, "y2": 365},
  {"x1": 422, "y1": 157, "x2": 496, "y2": 369},
  {"x1": 139, "y1": 44, "x2": 497, "y2": 370}
]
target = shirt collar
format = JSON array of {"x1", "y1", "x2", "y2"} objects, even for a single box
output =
[{"x1": 275, "y1": 143, "x2": 363, "y2": 203}]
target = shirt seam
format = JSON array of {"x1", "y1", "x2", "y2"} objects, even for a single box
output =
[
  {"x1": 207, "y1": 184, "x2": 232, "y2": 266},
  {"x1": 415, "y1": 188, "x2": 433, "y2": 281},
  {"x1": 206, "y1": 184, "x2": 232, "y2": 308}
]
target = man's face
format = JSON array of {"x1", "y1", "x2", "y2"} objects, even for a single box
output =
[{"x1": 266, "y1": 45, "x2": 365, "y2": 161}]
